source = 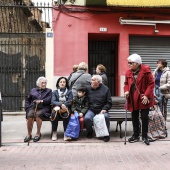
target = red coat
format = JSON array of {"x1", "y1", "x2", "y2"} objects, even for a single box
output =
[{"x1": 124, "y1": 64, "x2": 155, "y2": 112}]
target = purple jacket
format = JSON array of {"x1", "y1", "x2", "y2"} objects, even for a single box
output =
[{"x1": 25, "y1": 87, "x2": 52, "y2": 117}]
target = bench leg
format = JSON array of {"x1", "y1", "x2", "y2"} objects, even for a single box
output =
[
  {"x1": 119, "y1": 122, "x2": 122, "y2": 138},
  {"x1": 115, "y1": 121, "x2": 123, "y2": 138},
  {"x1": 115, "y1": 122, "x2": 119, "y2": 132}
]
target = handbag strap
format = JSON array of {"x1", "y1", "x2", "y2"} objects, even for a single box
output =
[
  {"x1": 134, "y1": 83, "x2": 141, "y2": 95},
  {"x1": 50, "y1": 111, "x2": 58, "y2": 121},
  {"x1": 50, "y1": 108, "x2": 70, "y2": 121},
  {"x1": 59, "y1": 108, "x2": 70, "y2": 118},
  {"x1": 70, "y1": 73, "x2": 84, "y2": 88}
]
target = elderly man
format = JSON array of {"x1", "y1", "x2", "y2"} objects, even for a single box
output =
[
  {"x1": 124, "y1": 54, "x2": 155, "y2": 145},
  {"x1": 84, "y1": 75, "x2": 112, "y2": 142}
]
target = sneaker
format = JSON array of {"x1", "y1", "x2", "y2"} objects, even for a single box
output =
[
  {"x1": 103, "y1": 136, "x2": 110, "y2": 142},
  {"x1": 87, "y1": 132, "x2": 93, "y2": 139},
  {"x1": 142, "y1": 137, "x2": 150, "y2": 145},
  {"x1": 52, "y1": 132, "x2": 57, "y2": 141},
  {"x1": 64, "y1": 135, "x2": 72, "y2": 141},
  {"x1": 128, "y1": 135, "x2": 140, "y2": 143}
]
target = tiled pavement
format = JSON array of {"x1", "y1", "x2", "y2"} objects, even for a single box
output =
[{"x1": 1, "y1": 115, "x2": 170, "y2": 170}]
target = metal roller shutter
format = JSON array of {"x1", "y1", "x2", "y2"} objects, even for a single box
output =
[{"x1": 129, "y1": 36, "x2": 170, "y2": 112}]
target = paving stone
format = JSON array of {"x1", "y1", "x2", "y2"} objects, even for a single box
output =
[{"x1": 1, "y1": 115, "x2": 170, "y2": 169}]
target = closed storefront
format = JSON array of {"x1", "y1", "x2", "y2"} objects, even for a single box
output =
[
  {"x1": 129, "y1": 36, "x2": 170, "y2": 71},
  {"x1": 130, "y1": 36, "x2": 170, "y2": 111}
]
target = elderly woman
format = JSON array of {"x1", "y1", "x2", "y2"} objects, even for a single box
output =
[
  {"x1": 67, "y1": 64, "x2": 78, "y2": 82},
  {"x1": 51, "y1": 77, "x2": 73, "y2": 141},
  {"x1": 24, "y1": 77, "x2": 52, "y2": 143},
  {"x1": 68, "y1": 62, "x2": 91, "y2": 97},
  {"x1": 96, "y1": 64, "x2": 108, "y2": 86},
  {"x1": 124, "y1": 54, "x2": 155, "y2": 145},
  {"x1": 153, "y1": 59, "x2": 170, "y2": 118}
]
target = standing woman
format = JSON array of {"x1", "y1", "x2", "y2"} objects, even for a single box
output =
[
  {"x1": 69, "y1": 62, "x2": 91, "y2": 97},
  {"x1": 51, "y1": 77, "x2": 73, "y2": 141},
  {"x1": 24, "y1": 77, "x2": 52, "y2": 142},
  {"x1": 153, "y1": 59, "x2": 170, "y2": 118},
  {"x1": 67, "y1": 64, "x2": 78, "y2": 82},
  {"x1": 124, "y1": 54, "x2": 155, "y2": 145},
  {"x1": 96, "y1": 64, "x2": 108, "y2": 86}
]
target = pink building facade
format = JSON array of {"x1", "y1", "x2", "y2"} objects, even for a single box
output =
[{"x1": 52, "y1": 6, "x2": 170, "y2": 96}]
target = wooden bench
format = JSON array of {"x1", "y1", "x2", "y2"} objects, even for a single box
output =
[
  {"x1": 109, "y1": 96, "x2": 132, "y2": 138},
  {"x1": 40, "y1": 96, "x2": 132, "y2": 138}
]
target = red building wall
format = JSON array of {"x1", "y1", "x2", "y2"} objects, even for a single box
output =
[{"x1": 53, "y1": 8, "x2": 170, "y2": 95}]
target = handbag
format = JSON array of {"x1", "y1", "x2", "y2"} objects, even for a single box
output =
[
  {"x1": 93, "y1": 114, "x2": 109, "y2": 137},
  {"x1": 50, "y1": 106, "x2": 69, "y2": 121},
  {"x1": 148, "y1": 106, "x2": 167, "y2": 141},
  {"x1": 65, "y1": 111, "x2": 80, "y2": 139}
]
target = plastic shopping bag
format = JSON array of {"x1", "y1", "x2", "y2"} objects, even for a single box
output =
[
  {"x1": 93, "y1": 114, "x2": 109, "y2": 137},
  {"x1": 65, "y1": 111, "x2": 80, "y2": 139}
]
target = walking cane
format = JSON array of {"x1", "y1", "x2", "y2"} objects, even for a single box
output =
[
  {"x1": 124, "y1": 99, "x2": 128, "y2": 145},
  {"x1": 28, "y1": 103, "x2": 38, "y2": 146}
]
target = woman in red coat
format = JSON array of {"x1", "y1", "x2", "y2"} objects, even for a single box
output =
[{"x1": 124, "y1": 54, "x2": 155, "y2": 145}]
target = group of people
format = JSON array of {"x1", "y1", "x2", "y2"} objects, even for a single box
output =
[
  {"x1": 24, "y1": 55, "x2": 170, "y2": 145},
  {"x1": 124, "y1": 54, "x2": 170, "y2": 145},
  {"x1": 24, "y1": 62, "x2": 111, "y2": 143}
]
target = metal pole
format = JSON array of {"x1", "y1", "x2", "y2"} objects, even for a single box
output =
[
  {"x1": 0, "y1": 92, "x2": 2, "y2": 147},
  {"x1": 124, "y1": 99, "x2": 128, "y2": 145}
]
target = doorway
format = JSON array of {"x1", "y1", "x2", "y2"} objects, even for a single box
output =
[{"x1": 88, "y1": 34, "x2": 118, "y2": 95}]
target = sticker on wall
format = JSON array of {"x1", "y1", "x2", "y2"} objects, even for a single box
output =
[{"x1": 47, "y1": 32, "x2": 53, "y2": 38}]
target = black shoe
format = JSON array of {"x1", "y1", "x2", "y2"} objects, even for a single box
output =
[
  {"x1": 128, "y1": 135, "x2": 140, "y2": 143},
  {"x1": 87, "y1": 132, "x2": 93, "y2": 139},
  {"x1": 33, "y1": 133, "x2": 41, "y2": 142},
  {"x1": 24, "y1": 135, "x2": 32, "y2": 143},
  {"x1": 142, "y1": 137, "x2": 150, "y2": 145},
  {"x1": 103, "y1": 136, "x2": 110, "y2": 142}
]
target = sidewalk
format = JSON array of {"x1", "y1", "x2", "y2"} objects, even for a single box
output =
[{"x1": 1, "y1": 115, "x2": 170, "y2": 170}]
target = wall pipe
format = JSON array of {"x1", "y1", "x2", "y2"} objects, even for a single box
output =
[{"x1": 120, "y1": 17, "x2": 170, "y2": 25}]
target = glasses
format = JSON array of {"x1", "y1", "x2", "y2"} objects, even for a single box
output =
[{"x1": 128, "y1": 62, "x2": 134, "y2": 65}]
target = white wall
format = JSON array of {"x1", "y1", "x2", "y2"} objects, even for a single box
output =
[
  {"x1": 45, "y1": 28, "x2": 54, "y2": 90},
  {"x1": 120, "y1": 75, "x2": 125, "y2": 96}
]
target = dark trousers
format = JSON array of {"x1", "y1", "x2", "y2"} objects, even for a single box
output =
[
  {"x1": 51, "y1": 111, "x2": 70, "y2": 132},
  {"x1": 132, "y1": 108, "x2": 149, "y2": 138}
]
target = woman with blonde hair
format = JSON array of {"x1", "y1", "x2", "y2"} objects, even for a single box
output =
[
  {"x1": 96, "y1": 64, "x2": 108, "y2": 86},
  {"x1": 67, "y1": 64, "x2": 78, "y2": 82}
]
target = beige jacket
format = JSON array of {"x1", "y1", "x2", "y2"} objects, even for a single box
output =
[{"x1": 153, "y1": 67, "x2": 170, "y2": 99}]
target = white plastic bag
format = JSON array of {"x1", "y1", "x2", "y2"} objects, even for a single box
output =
[{"x1": 93, "y1": 114, "x2": 109, "y2": 137}]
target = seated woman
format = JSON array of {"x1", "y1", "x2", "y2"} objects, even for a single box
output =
[
  {"x1": 51, "y1": 77, "x2": 73, "y2": 141},
  {"x1": 24, "y1": 77, "x2": 52, "y2": 143}
]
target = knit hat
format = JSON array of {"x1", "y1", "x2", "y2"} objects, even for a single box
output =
[{"x1": 127, "y1": 54, "x2": 142, "y2": 64}]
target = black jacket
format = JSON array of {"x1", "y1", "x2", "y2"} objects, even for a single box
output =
[{"x1": 87, "y1": 84, "x2": 112, "y2": 114}]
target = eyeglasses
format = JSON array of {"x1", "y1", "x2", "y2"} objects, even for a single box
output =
[{"x1": 128, "y1": 62, "x2": 134, "y2": 65}]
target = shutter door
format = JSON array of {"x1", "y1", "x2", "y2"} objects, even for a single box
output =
[{"x1": 129, "y1": 36, "x2": 170, "y2": 112}]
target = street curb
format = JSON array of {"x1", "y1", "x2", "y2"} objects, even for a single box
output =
[{"x1": 3, "y1": 112, "x2": 25, "y2": 116}]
